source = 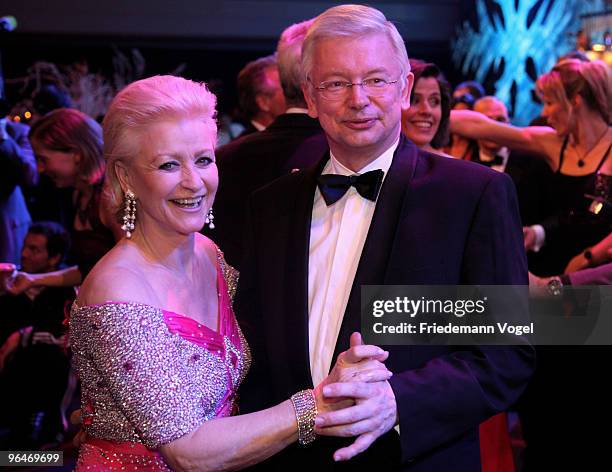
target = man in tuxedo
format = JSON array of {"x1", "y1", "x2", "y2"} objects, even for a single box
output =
[
  {"x1": 207, "y1": 19, "x2": 327, "y2": 268},
  {"x1": 236, "y1": 5, "x2": 534, "y2": 471}
]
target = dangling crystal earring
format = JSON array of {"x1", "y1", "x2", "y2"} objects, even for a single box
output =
[
  {"x1": 121, "y1": 190, "x2": 136, "y2": 238},
  {"x1": 205, "y1": 207, "x2": 215, "y2": 229}
]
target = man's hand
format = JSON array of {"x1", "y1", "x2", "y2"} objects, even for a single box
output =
[
  {"x1": 314, "y1": 333, "x2": 391, "y2": 415},
  {"x1": 313, "y1": 332, "x2": 397, "y2": 461},
  {"x1": 315, "y1": 377, "x2": 397, "y2": 461}
]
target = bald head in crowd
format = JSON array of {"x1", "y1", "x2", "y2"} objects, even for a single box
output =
[{"x1": 474, "y1": 96, "x2": 509, "y2": 156}]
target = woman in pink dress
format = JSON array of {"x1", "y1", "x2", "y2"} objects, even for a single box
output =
[{"x1": 69, "y1": 75, "x2": 391, "y2": 470}]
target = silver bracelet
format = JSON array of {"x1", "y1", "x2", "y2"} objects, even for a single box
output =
[{"x1": 290, "y1": 389, "x2": 317, "y2": 445}]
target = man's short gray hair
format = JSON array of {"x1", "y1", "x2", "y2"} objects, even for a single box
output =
[
  {"x1": 301, "y1": 4, "x2": 410, "y2": 84},
  {"x1": 277, "y1": 19, "x2": 315, "y2": 107}
]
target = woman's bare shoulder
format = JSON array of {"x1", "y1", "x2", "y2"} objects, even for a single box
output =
[{"x1": 194, "y1": 233, "x2": 219, "y2": 265}]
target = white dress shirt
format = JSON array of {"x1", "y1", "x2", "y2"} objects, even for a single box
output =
[
  {"x1": 479, "y1": 146, "x2": 510, "y2": 173},
  {"x1": 308, "y1": 139, "x2": 398, "y2": 386},
  {"x1": 250, "y1": 120, "x2": 266, "y2": 131}
]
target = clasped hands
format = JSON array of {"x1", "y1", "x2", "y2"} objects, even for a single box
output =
[
  {"x1": 313, "y1": 332, "x2": 397, "y2": 462},
  {"x1": 0, "y1": 263, "x2": 37, "y2": 295}
]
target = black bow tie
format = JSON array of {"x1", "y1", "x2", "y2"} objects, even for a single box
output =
[
  {"x1": 317, "y1": 169, "x2": 384, "y2": 206},
  {"x1": 479, "y1": 154, "x2": 504, "y2": 167}
]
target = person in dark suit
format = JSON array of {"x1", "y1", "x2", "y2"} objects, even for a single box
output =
[
  {"x1": 236, "y1": 5, "x2": 535, "y2": 471},
  {"x1": 0, "y1": 118, "x2": 37, "y2": 265},
  {"x1": 206, "y1": 19, "x2": 327, "y2": 268}
]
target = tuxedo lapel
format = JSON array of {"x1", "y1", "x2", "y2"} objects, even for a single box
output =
[
  {"x1": 281, "y1": 154, "x2": 330, "y2": 388},
  {"x1": 333, "y1": 138, "x2": 419, "y2": 359}
]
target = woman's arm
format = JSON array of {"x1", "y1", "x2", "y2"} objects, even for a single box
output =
[
  {"x1": 162, "y1": 400, "x2": 297, "y2": 471},
  {"x1": 161, "y1": 340, "x2": 392, "y2": 471},
  {"x1": 78, "y1": 269, "x2": 392, "y2": 470},
  {"x1": 7, "y1": 265, "x2": 82, "y2": 294},
  {"x1": 450, "y1": 110, "x2": 559, "y2": 169},
  {"x1": 564, "y1": 232, "x2": 612, "y2": 273}
]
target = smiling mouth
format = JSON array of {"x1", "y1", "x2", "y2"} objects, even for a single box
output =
[
  {"x1": 170, "y1": 196, "x2": 204, "y2": 209},
  {"x1": 410, "y1": 121, "x2": 434, "y2": 130}
]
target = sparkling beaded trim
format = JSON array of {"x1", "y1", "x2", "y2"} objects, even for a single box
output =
[
  {"x1": 70, "y1": 302, "x2": 249, "y2": 449},
  {"x1": 291, "y1": 389, "x2": 318, "y2": 446}
]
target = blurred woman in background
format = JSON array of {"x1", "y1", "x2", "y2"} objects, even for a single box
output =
[
  {"x1": 401, "y1": 60, "x2": 451, "y2": 155},
  {"x1": 7, "y1": 109, "x2": 119, "y2": 293},
  {"x1": 450, "y1": 59, "x2": 612, "y2": 275}
]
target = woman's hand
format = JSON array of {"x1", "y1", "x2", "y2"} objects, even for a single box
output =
[
  {"x1": 314, "y1": 333, "x2": 390, "y2": 412},
  {"x1": 313, "y1": 333, "x2": 395, "y2": 462},
  {"x1": 5, "y1": 271, "x2": 37, "y2": 295}
]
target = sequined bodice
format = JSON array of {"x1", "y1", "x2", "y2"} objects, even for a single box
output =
[{"x1": 69, "y1": 251, "x2": 249, "y2": 453}]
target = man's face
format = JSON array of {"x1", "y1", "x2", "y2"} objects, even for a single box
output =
[
  {"x1": 304, "y1": 33, "x2": 412, "y2": 167},
  {"x1": 474, "y1": 99, "x2": 509, "y2": 154},
  {"x1": 21, "y1": 233, "x2": 57, "y2": 274},
  {"x1": 259, "y1": 67, "x2": 286, "y2": 119}
]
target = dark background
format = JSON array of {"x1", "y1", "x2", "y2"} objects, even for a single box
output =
[{"x1": 0, "y1": 0, "x2": 466, "y2": 114}]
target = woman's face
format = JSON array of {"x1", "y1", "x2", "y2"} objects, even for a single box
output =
[
  {"x1": 32, "y1": 141, "x2": 79, "y2": 188},
  {"x1": 124, "y1": 117, "x2": 218, "y2": 238},
  {"x1": 541, "y1": 94, "x2": 571, "y2": 136},
  {"x1": 402, "y1": 76, "x2": 442, "y2": 148}
]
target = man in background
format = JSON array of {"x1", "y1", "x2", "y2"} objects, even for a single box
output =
[
  {"x1": 208, "y1": 19, "x2": 327, "y2": 268},
  {"x1": 0, "y1": 221, "x2": 75, "y2": 449},
  {"x1": 236, "y1": 54, "x2": 286, "y2": 136}
]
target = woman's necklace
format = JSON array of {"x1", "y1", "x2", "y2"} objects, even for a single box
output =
[{"x1": 577, "y1": 127, "x2": 610, "y2": 167}]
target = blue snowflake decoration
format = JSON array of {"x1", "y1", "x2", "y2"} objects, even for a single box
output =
[{"x1": 452, "y1": 0, "x2": 604, "y2": 125}]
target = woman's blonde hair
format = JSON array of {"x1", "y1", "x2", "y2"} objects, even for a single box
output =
[
  {"x1": 102, "y1": 75, "x2": 217, "y2": 219},
  {"x1": 536, "y1": 59, "x2": 612, "y2": 124}
]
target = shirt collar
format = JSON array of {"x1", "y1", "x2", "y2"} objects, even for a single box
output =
[
  {"x1": 327, "y1": 138, "x2": 399, "y2": 177},
  {"x1": 479, "y1": 146, "x2": 509, "y2": 163},
  {"x1": 250, "y1": 120, "x2": 266, "y2": 131},
  {"x1": 285, "y1": 107, "x2": 309, "y2": 114}
]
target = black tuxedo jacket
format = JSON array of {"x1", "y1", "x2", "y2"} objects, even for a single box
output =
[
  {"x1": 205, "y1": 113, "x2": 327, "y2": 269},
  {"x1": 236, "y1": 137, "x2": 535, "y2": 471}
]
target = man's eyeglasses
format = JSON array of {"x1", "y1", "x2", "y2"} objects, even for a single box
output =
[{"x1": 311, "y1": 77, "x2": 400, "y2": 100}]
